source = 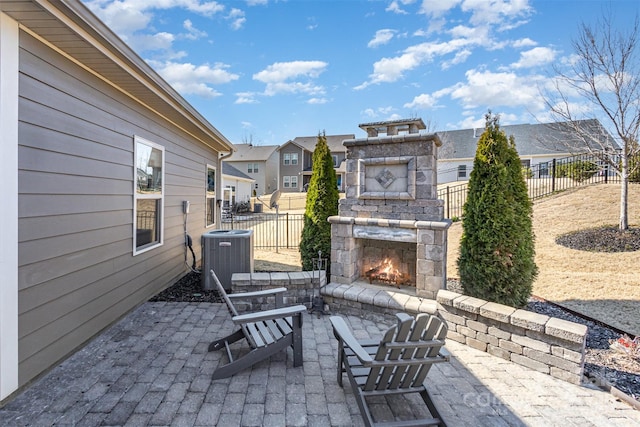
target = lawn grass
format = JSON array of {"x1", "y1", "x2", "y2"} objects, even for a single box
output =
[{"x1": 447, "y1": 183, "x2": 640, "y2": 335}]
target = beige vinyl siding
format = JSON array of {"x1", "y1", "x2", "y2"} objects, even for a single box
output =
[{"x1": 16, "y1": 31, "x2": 215, "y2": 386}]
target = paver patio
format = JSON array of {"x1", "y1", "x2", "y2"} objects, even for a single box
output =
[{"x1": 1, "y1": 302, "x2": 638, "y2": 426}]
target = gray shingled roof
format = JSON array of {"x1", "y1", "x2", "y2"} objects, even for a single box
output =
[
  {"x1": 227, "y1": 144, "x2": 279, "y2": 162},
  {"x1": 222, "y1": 162, "x2": 253, "y2": 181},
  {"x1": 287, "y1": 134, "x2": 355, "y2": 153},
  {"x1": 437, "y1": 119, "x2": 616, "y2": 160}
]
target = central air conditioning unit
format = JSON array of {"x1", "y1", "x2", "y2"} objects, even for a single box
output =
[{"x1": 202, "y1": 229, "x2": 254, "y2": 291}]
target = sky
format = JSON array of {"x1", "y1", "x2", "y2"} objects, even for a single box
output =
[{"x1": 82, "y1": 0, "x2": 639, "y2": 147}]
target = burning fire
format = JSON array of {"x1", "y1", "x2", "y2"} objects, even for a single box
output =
[{"x1": 365, "y1": 258, "x2": 411, "y2": 288}]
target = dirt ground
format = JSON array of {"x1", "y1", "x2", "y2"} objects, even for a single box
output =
[{"x1": 255, "y1": 184, "x2": 640, "y2": 336}]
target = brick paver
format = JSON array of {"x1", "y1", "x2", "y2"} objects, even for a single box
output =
[{"x1": 1, "y1": 302, "x2": 638, "y2": 426}]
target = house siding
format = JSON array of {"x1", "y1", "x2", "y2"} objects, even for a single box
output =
[
  {"x1": 280, "y1": 145, "x2": 303, "y2": 192},
  {"x1": 264, "y1": 154, "x2": 279, "y2": 194},
  {"x1": 16, "y1": 31, "x2": 217, "y2": 386}
]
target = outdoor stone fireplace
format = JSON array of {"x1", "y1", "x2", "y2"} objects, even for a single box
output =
[{"x1": 328, "y1": 119, "x2": 451, "y2": 299}]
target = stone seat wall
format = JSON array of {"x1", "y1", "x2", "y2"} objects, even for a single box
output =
[
  {"x1": 230, "y1": 271, "x2": 325, "y2": 311},
  {"x1": 230, "y1": 273, "x2": 587, "y2": 385}
]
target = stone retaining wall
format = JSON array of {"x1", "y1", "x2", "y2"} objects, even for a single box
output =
[{"x1": 437, "y1": 290, "x2": 587, "y2": 384}]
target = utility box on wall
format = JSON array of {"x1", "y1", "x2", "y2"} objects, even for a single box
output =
[{"x1": 202, "y1": 229, "x2": 254, "y2": 291}]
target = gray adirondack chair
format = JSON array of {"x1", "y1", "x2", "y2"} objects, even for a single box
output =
[
  {"x1": 330, "y1": 312, "x2": 450, "y2": 427},
  {"x1": 208, "y1": 270, "x2": 306, "y2": 379}
]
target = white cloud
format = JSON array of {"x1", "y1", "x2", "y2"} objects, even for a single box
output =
[
  {"x1": 441, "y1": 49, "x2": 472, "y2": 69},
  {"x1": 254, "y1": 61, "x2": 327, "y2": 83},
  {"x1": 251, "y1": 61, "x2": 328, "y2": 100},
  {"x1": 512, "y1": 37, "x2": 537, "y2": 48},
  {"x1": 307, "y1": 97, "x2": 328, "y2": 104},
  {"x1": 360, "y1": 106, "x2": 398, "y2": 120},
  {"x1": 263, "y1": 82, "x2": 325, "y2": 97},
  {"x1": 246, "y1": 0, "x2": 268, "y2": 5},
  {"x1": 368, "y1": 29, "x2": 396, "y2": 48},
  {"x1": 448, "y1": 68, "x2": 545, "y2": 111},
  {"x1": 386, "y1": 1, "x2": 409, "y2": 15},
  {"x1": 227, "y1": 8, "x2": 246, "y2": 30},
  {"x1": 355, "y1": 39, "x2": 468, "y2": 89},
  {"x1": 235, "y1": 92, "x2": 259, "y2": 104},
  {"x1": 128, "y1": 32, "x2": 176, "y2": 53},
  {"x1": 404, "y1": 93, "x2": 440, "y2": 109},
  {"x1": 462, "y1": 0, "x2": 533, "y2": 28},
  {"x1": 182, "y1": 19, "x2": 207, "y2": 40},
  {"x1": 419, "y1": 0, "x2": 461, "y2": 17},
  {"x1": 362, "y1": 108, "x2": 376, "y2": 118},
  {"x1": 149, "y1": 60, "x2": 239, "y2": 98},
  {"x1": 510, "y1": 46, "x2": 557, "y2": 69}
]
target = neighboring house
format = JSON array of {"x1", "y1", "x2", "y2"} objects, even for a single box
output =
[
  {"x1": 225, "y1": 143, "x2": 279, "y2": 196},
  {"x1": 436, "y1": 119, "x2": 614, "y2": 184},
  {"x1": 222, "y1": 162, "x2": 255, "y2": 208},
  {"x1": 0, "y1": 1, "x2": 234, "y2": 400},
  {"x1": 278, "y1": 134, "x2": 354, "y2": 193}
]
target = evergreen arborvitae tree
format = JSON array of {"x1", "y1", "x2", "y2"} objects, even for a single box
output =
[
  {"x1": 457, "y1": 113, "x2": 538, "y2": 307},
  {"x1": 299, "y1": 132, "x2": 339, "y2": 271}
]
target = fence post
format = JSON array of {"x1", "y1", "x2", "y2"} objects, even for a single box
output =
[
  {"x1": 286, "y1": 212, "x2": 289, "y2": 249},
  {"x1": 446, "y1": 186, "x2": 450, "y2": 219},
  {"x1": 604, "y1": 163, "x2": 609, "y2": 184},
  {"x1": 551, "y1": 159, "x2": 556, "y2": 193}
]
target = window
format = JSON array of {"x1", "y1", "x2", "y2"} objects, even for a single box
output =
[
  {"x1": 332, "y1": 155, "x2": 339, "y2": 167},
  {"x1": 336, "y1": 174, "x2": 342, "y2": 190},
  {"x1": 206, "y1": 165, "x2": 216, "y2": 227},
  {"x1": 283, "y1": 176, "x2": 290, "y2": 188},
  {"x1": 290, "y1": 176, "x2": 298, "y2": 188},
  {"x1": 283, "y1": 153, "x2": 298, "y2": 165},
  {"x1": 134, "y1": 137, "x2": 164, "y2": 254},
  {"x1": 457, "y1": 165, "x2": 467, "y2": 179},
  {"x1": 247, "y1": 163, "x2": 259, "y2": 173}
]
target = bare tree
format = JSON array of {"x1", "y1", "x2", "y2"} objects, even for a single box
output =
[{"x1": 541, "y1": 11, "x2": 640, "y2": 230}]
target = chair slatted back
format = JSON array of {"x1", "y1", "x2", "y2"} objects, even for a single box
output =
[
  {"x1": 210, "y1": 270, "x2": 239, "y2": 317},
  {"x1": 363, "y1": 313, "x2": 447, "y2": 392},
  {"x1": 210, "y1": 270, "x2": 258, "y2": 348}
]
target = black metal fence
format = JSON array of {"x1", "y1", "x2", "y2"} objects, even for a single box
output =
[
  {"x1": 219, "y1": 212, "x2": 304, "y2": 249},
  {"x1": 218, "y1": 154, "x2": 622, "y2": 248},
  {"x1": 437, "y1": 153, "x2": 621, "y2": 220}
]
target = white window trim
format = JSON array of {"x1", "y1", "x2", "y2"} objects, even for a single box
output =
[
  {"x1": 0, "y1": 12, "x2": 19, "y2": 401},
  {"x1": 283, "y1": 176, "x2": 290, "y2": 187},
  {"x1": 133, "y1": 136, "x2": 165, "y2": 255},
  {"x1": 206, "y1": 164, "x2": 216, "y2": 228},
  {"x1": 283, "y1": 153, "x2": 290, "y2": 165},
  {"x1": 291, "y1": 153, "x2": 298, "y2": 165},
  {"x1": 290, "y1": 175, "x2": 298, "y2": 188}
]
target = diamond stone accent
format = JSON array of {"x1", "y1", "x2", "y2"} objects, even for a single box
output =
[{"x1": 375, "y1": 168, "x2": 396, "y2": 188}]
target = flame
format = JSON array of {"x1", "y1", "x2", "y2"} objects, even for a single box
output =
[
  {"x1": 379, "y1": 258, "x2": 400, "y2": 277},
  {"x1": 365, "y1": 258, "x2": 410, "y2": 287}
]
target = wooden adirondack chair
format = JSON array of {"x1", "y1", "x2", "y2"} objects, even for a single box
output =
[
  {"x1": 208, "y1": 270, "x2": 307, "y2": 379},
  {"x1": 330, "y1": 312, "x2": 450, "y2": 427}
]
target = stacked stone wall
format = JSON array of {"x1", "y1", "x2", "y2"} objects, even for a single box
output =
[{"x1": 437, "y1": 290, "x2": 587, "y2": 384}]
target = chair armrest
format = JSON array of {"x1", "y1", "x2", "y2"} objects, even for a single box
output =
[
  {"x1": 439, "y1": 346, "x2": 451, "y2": 362},
  {"x1": 231, "y1": 304, "x2": 306, "y2": 324},
  {"x1": 227, "y1": 287, "x2": 288, "y2": 299},
  {"x1": 330, "y1": 316, "x2": 373, "y2": 364}
]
